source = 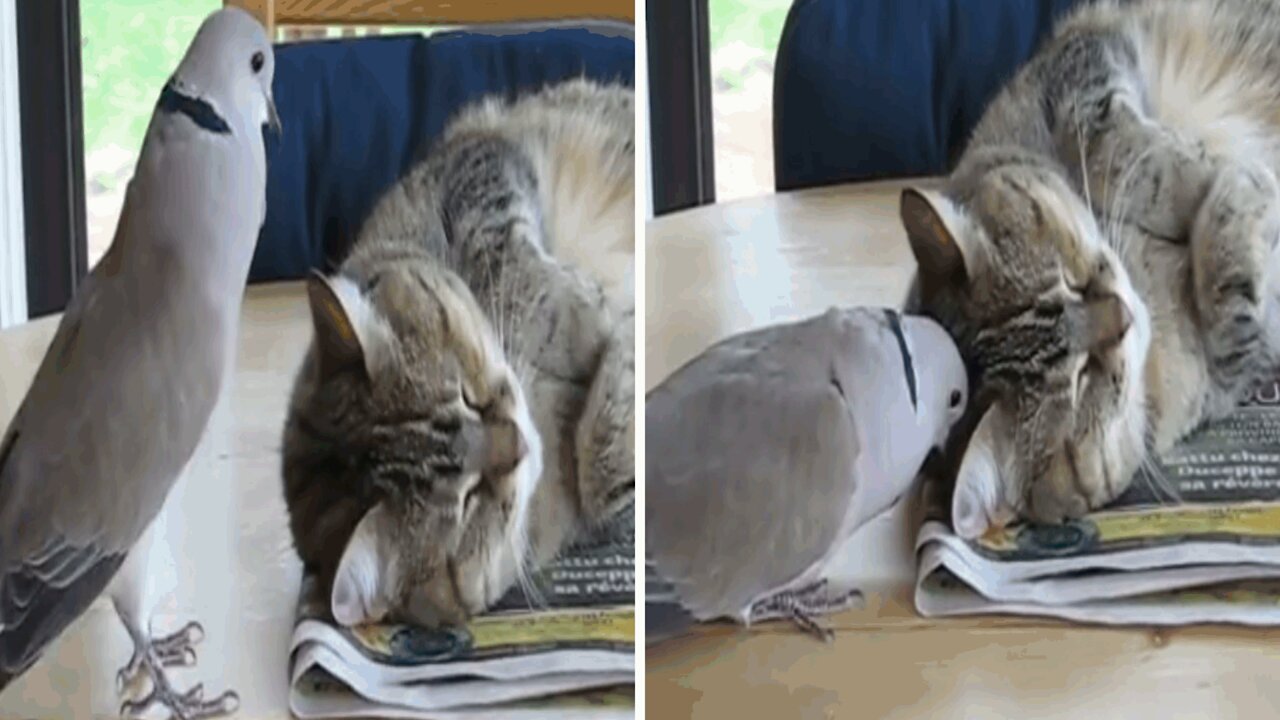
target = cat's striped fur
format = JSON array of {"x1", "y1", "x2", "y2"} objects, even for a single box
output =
[
  {"x1": 903, "y1": 0, "x2": 1280, "y2": 536},
  {"x1": 281, "y1": 78, "x2": 634, "y2": 625}
]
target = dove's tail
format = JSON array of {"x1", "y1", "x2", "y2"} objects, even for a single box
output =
[
  {"x1": 645, "y1": 600, "x2": 698, "y2": 645},
  {"x1": 644, "y1": 557, "x2": 700, "y2": 644},
  {"x1": 0, "y1": 551, "x2": 127, "y2": 693}
]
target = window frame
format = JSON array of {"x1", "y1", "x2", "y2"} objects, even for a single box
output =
[
  {"x1": 646, "y1": 0, "x2": 715, "y2": 216},
  {"x1": 17, "y1": 0, "x2": 88, "y2": 319}
]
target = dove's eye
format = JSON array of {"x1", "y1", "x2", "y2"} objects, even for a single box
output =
[
  {"x1": 251, "y1": 51, "x2": 265, "y2": 74},
  {"x1": 949, "y1": 390, "x2": 963, "y2": 408}
]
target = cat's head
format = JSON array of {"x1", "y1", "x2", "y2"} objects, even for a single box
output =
[
  {"x1": 901, "y1": 157, "x2": 1151, "y2": 538},
  {"x1": 287, "y1": 262, "x2": 542, "y2": 628}
]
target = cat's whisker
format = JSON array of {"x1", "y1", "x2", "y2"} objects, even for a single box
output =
[
  {"x1": 1075, "y1": 102, "x2": 1094, "y2": 218},
  {"x1": 1113, "y1": 145, "x2": 1158, "y2": 232},
  {"x1": 508, "y1": 524, "x2": 538, "y2": 610},
  {"x1": 1104, "y1": 144, "x2": 1142, "y2": 242},
  {"x1": 1106, "y1": 144, "x2": 1159, "y2": 260},
  {"x1": 1136, "y1": 451, "x2": 1181, "y2": 506},
  {"x1": 1101, "y1": 137, "x2": 1123, "y2": 249},
  {"x1": 514, "y1": 535, "x2": 545, "y2": 611}
]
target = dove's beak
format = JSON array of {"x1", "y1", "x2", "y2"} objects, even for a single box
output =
[{"x1": 266, "y1": 93, "x2": 282, "y2": 137}]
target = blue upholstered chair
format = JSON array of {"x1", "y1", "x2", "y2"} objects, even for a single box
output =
[
  {"x1": 772, "y1": 0, "x2": 1085, "y2": 191},
  {"x1": 253, "y1": 27, "x2": 634, "y2": 282},
  {"x1": 221, "y1": 2, "x2": 634, "y2": 283}
]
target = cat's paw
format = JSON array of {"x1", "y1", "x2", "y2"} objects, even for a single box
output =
[
  {"x1": 578, "y1": 414, "x2": 634, "y2": 525},
  {"x1": 1191, "y1": 159, "x2": 1280, "y2": 391},
  {"x1": 1026, "y1": 474, "x2": 1092, "y2": 526},
  {"x1": 1086, "y1": 98, "x2": 1212, "y2": 241},
  {"x1": 1205, "y1": 289, "x2": 1264, "y2": 386},
  {"x1": 575, "y1": 309, "x2": 634, "y2": 525}
]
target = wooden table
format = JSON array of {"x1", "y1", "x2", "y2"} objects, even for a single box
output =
[
  {"x1": 645, "y1": 180, "x2": 1280, "y2": 720},
  {"x1": 0, "y1": 282, "x2": 313, "y2": 720}
]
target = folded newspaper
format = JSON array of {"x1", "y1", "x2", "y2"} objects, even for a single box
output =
[
  {"x1": 916, "y1": 371, "x2": 1280, "y2": 625},
  {"x1": 288, "y1": 508, "x2": 635, "y2": 719}
]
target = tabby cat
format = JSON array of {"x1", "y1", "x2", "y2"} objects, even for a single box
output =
[
  {"x1": 902, "y1": 0, "x2": 1280, "y2": 537},
  {"x1": 280, "y1": 78, "x2": 634, "y2": 627}
]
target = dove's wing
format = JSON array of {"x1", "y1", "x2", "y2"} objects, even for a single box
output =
[
  {"x1": 0, "y1": 108, "x2": 255, "y2": 680},
  {"x1": 827, "y1": 308, "x2": 938, "y2": 526},
  {"x1": 646, "y1": 311, "x2": 868, "y2": 621},
  {"x1": 0, "y1": 255, "x2": 145, "y2": 678}
]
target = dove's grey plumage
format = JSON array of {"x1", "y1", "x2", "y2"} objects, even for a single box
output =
[
  {"x1": 0, "y1": 8, "x2": 277, "y2": 711},
  {"x1": 646, "y1": 308, "x2": 967, "y2": 637}
]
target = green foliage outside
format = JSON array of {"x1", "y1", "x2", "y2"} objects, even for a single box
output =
[
  {"x1": 81, "y1": 0, "x2": 219, "y2": 189},
  {"x1": 708, "y1": 0, "x2": 788, "y2": 89}
]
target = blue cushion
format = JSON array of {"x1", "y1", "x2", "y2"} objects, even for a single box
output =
[
  {"x1": 772, "y1": 0, "x2": 1084, "y2": 191},
  {"x1": 252, "y1": 27, "x2": 634, "y2": 283}
]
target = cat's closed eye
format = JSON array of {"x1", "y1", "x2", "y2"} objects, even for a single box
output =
[
  {"x1": 461, "y1": 476, "x2": 483, "y2": 517},
  {"x1": 380, "y1": 467, "x2": 419, "y2": 486},
  {"x1": 1067, "y1": 276, "x2": 1094, "y2": 297},
  {"x1": 1074, "y1": 355, "x2": 1102, "y2": 404},
  {"x1": 461, "y1": 388, "x2": 491, "y2": 415}
]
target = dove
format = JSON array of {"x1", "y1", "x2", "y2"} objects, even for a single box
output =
[
  {"x1": 0, "y1": 8, "x2": 279, "y2": 718},
  {"x1": 645, "y1": 307, "x2": 968, "y2": 641}
]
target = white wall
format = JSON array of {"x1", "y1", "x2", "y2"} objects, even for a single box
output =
[
  {"x1": 637, "y1": 16, "x2": 653, "y2": 221},
  {"x1": 643, "y1": 96, "x2": 653, "y2": 220},
  {"x1": 0, "y1": 0, "x2": 26, "y2": 328}
]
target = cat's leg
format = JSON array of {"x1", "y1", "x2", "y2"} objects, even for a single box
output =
[
  {"x1": 1042, "y1": 34, "x2": 1216, "y2": 240},
  {"x1": 575, "y1": 306, "x2": 635, "y2": 526},
  {"x1": 1189, "y1": 158, "x2": 1280, "y2": 399},
  {"x1": 1069, "y1": 91, "x2": 1216, "y2": 242}
]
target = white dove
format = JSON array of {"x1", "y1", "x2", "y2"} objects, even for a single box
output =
[
  {"x1": 646, "y1": 307, "x2": 968, "y2": 641},
  {"x1": 0, "y1": 8, "x2": 279, "y2": 718}
]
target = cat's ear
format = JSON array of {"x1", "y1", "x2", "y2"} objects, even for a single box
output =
[
  {"x1": 331, "y1": 502, "x2": 400, "y2": 626},
  {"x1": 951, "y1": 402, "x2": 1018, "y2": 539},
  {"x1": 900, "y1": 188, "x2": 975, "y2": 287},
  {"x1": 306, "y1": 270, "x2": 386, "y2": 380}
]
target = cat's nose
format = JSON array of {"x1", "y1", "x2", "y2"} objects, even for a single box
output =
[
  {"x1": 1115, "y1": 300, "x2": 1133, "y2": 340},
  {"x1": 513, "y1": 427, "x2": 528, "y2": 464},
  {"x1": 1080, "y1": 293, "x2": 1132, "y2": 351},
  {"x1": 484, "y1": 419, "x2": 527, "y2": 476}
]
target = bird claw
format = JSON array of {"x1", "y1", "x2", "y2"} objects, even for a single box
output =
[
  {"x1": 154, "y1": 621, "x2": 204, "y2": 666},
  {"x1": 116, "y1": 651, "x2": 146, "y2": 696},
  {"x1": 786, "y1": 606, "x2": 836, "y2": 643},
  {"x1": 119, "y1": 621, "x2": 203, "y2": 694},
  {"x1": 120, "y1": 675, "x2": 240, "y2": 720},
  {"x1": 748, "y1": 578, "x2": 863, "y2": 643},
  {"x1": 154, "y1": 642, "x2": 198, "y2": 670},
  {"x1": 116, "y1": 619, "x2": 236, "y2": 720}
]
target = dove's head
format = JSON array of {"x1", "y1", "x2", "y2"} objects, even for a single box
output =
[
  {"x1": 172, "y1": 7, "x2": 280, "y2": 136},
  {"x1": 902, "y1": 314, "x2": 968, "y2": 454}
]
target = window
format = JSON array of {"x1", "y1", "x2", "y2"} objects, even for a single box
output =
[
  {"x1": 708, "y1": 0, "x2": 787, "y2": 202},
  {"x1": 647, "y1": 0, "x2": 788, "y2": 214},
  {"x1": 0, "y1": 0, "x2": 25, "y2": 328},
  {"x1": 80, "y1": 4, "x2": 433, "y2": 269},
  {"x1": 81, "y1": 0, "x2": 221, "y2": 268}
]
